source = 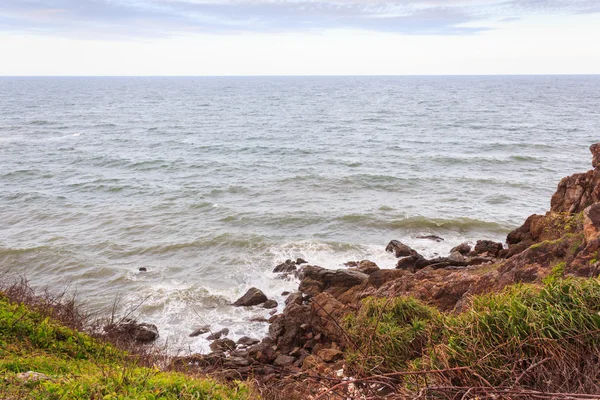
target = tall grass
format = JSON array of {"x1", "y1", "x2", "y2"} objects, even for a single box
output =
[{"x1": 344, "y1": 277, "x2": 600, "y2": 393}]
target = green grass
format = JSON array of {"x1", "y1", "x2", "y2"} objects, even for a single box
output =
[
  {"x1": 0, "y1": 294, "x2": 251, "y2": 399},
  {"x1": 344, "y1": 278, "x2": 600, "y2": 391}
]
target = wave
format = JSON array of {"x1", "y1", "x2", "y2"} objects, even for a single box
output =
[{"x1": 335, "y1": 214, "x2": 511, "y2": 233}]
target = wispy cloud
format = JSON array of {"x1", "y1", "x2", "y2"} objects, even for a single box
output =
[{"x1": 0, "y1": 0, "x2": 598, "y2": 38}]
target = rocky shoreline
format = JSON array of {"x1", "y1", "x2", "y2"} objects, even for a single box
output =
[{"x1": 106, "y1": 143, "x2": 600, "y2": 398}]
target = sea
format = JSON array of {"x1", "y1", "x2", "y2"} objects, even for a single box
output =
[{"x1": 1, "y1": 75, "x2": 599, "y2": 352}]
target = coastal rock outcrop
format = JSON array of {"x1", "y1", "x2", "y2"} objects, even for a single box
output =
[
  {"x1": 385, "y1": 240, "x2": 417, "y2": 257},
  {"x1": 233, "y1": 287, "x2": 268, "y2": 307}
]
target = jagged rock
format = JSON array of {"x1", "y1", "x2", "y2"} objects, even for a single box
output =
[
  {"x1": 207, "y1": 328, "x2": 229, "y2": 340},
  {"x1": 189, "y1": 325, "x2": 211, "y2": 337},
  {"x1": 551, "y1": 169, "x2": 600, "y2": 214},
  {"x1": 285, "y1": 292, "x2": 303, "y2": 306},
  {"x1": 310, "y1": 293, "x2": 347, "y2": 341},
  {"x1": 103, "y1": 320, "x2": 159, "y2": 343},
  {"x1": 263, "y1": 299, "x2": 278, "y2": 309},
  {"x1": 317, "y1": 348, "x2": 343, "y2": 363},
  {"x1": 385, "y1": 240, "x2": 417, "y2": 257},
  {"x1": 471, "y1": 240, "x2": 504, "y2": 257},
  {"x1": 448, "y1": 251, "x2": 467, "y2": 263},
  {"x1": 274, "y1": 354, "x2": 296, "y2": 367},
  {"x1": 417, "y1": 235, "x2": 444, "y2": 242},
  {"x1": 237, "y1": 336, "x2": 260, "y2": 346},
  {"x1": 451, "y1": 242, "x2": 471, "y2": 255},
  {"x1": 281, "y1": 291, "x2": 290, "y2": 296},
  {"x1": 269, "y1": 302, "x2": 310, "y2": 354},
  {"x1": 583, "y1": 203, "x2": 600, "y2": 242},
  {"x1": 296, "y1": 258, "x2": 308, "y2": 264},
  {"x1": 355, "y1": 260, "x2": 380, "y2": 274},
  {"x1": 302, "y1": 355, "x2": 320, "y2": 370},
  {"x1": 273, "y1": 260, "x2": 297, "y2": 273},
  {"x1": 298, "y1": 265, "x2": 368, "y2": 297},
  {"x1": 210, "y1": 338, "x2": 236, "y2": 352},
  {"x1": 248, "y1": 342, "x2": 277, "y2": 364},
  {"x1": 233, "y1": 287, "x2": 268, "y2": 307}
]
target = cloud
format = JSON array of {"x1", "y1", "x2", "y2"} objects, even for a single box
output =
[{"x1": 0, "y1": 0, "x2": 598, "y2": 38}]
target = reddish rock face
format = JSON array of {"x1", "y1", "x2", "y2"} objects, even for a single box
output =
[
  {"x1": 551, "y1": 170, "x2": 600, "y2": 214},
  {"x1": 583, "y1": 203, "x2": 600, "y2": 242},
  {"x1": 591, "y1": 143, "x2": 600, "y2": 170}
]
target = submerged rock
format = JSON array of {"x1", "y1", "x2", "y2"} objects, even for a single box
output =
[
  {"x1": 189, "y1": 325, "x2": 211, "y2": 337},
  {"x1": 273, "y1": 260, "x2": 297, "y2": 273},
  {"x1": 233, "y1": 287, "x2": 268, "y2": 307},
  {"x1": 206, "y1": 328, "x2": 229, "y2": 340},
  {"x1": 416, "y1": 235, "x2": 444, "y2": 242},
  {"x1": 263, "y1": 299, "x2": 278, "y2": 309}
]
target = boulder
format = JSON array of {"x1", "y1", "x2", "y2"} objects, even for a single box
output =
[
  {"x1": 263, "y1": 299, "x2": 278, "y2": 309},
  {"x1": 189, "y1": 325, "x2": 211, "y2": 337},
  {"x1": 471, "y1": 240, "x2": 503, "y2": 258},
  {"x1": 450, "y1": 242, "x2": 471, "y2": 255},
  {"x1": 273, "y1": 260, "x2": 297, "y2": 273},
  {"x1": 355, "y1": 260, "x2": 380, "y2": 274},
  {"x1": 269, "y1": 302, "x2": 311, "y2": 354},
  {"x1": 310, "y1": 293, "x2": 348, "y2": 341},
  {"x1": 206, "y1": 328, "x2": 229, "y2": 340},
  {"x1": 233, "y1": 287, "x2": 268, "y2": 307},
  {"x1": 210, "y1": 338, "x2": 236, "y2": 352},
  {"x1": 317, "y1": 348, "x2": 344, "y2": 363},
  {"x1": 385, "y1": 240, "x2": 417, "y2": 258},
  {"x1": 273, "y1": 354, "x2": 296, "y2": 367},
  {"x1": 103, "y1": 320, "x2": 159, "y2": 343},
  {"x1": 298, "y1": 265, "x2": 368, "y2": 296},
  {"x1": 285, "y1": 292, "x2": 304, "y2": 307},
  {"x1": 583, "y1": 203, "x2": 600, "y2": 242},
  {"x1": 248, "y1": 342, "x2": 277, "y2": 364},
  {"x1": 237, "y1": 336, "x2": 260, "y2": 346},
  {"x1": 296, "y1": 258, "x2": 308, "y2": 265}
]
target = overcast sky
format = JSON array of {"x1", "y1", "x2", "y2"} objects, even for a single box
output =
[{"x1": 1, "y1": 0, "x2": 599, "y2": 75}]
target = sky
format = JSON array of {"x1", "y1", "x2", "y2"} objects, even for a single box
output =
[{"x1": 0, "y1": 0, "x2": 599, "y2": 75}]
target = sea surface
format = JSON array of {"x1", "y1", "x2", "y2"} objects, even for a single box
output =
[{"x1": 1, "y1": 76, "x2": 599, "y2": 352}]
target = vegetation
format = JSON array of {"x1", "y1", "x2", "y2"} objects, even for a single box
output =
[
  {"x1": 345, "y1": 277, "x2": 600, "y2": 393},
  {"x1": 0, "y1": 290, "x2": 251, "y2": 399}
]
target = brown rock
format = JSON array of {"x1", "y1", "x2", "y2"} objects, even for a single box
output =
[
  {"x1": 273, "y1": 260, "x2": 297, "y2": 273},
  {"x1": 385, "y1": 240, "x2": 417, "y2": 257},
  {"x1": 237, "y1": 336, "x2": 260, "y2": 346},
  {"x1": 206, "y1": 328, "x2": 229, "y2": 340},
  {"x1": 356, "y1": 260, "x2": 380, "y2": 274},
  {"x1": 583, "y1": 203, "x2": 600, "y2": 242},
  {"x1": 591, "y1": 143, "x2": 600, "y2": 170},
  {"x1": 317, "y1": 348, "x2": 344, "y2": 363},
  {"x1": 233, "y1": 287, "x2": 268, "y2": 307},
  {"x1": 471, "y1": 240, "x2": 504, "y2": 257},
  {"x1": 274, "y1": 354, "x2": 296, "y2": 367},
  {"x1": 298, "y1": 266, "x2": 368, "y2": 296},
  {"x1": 450, "y1": 242, "x2": 471, "y2": 255},
  {"x1": 103, "y1": 320, "x2": 159, "y2": 343},
  {"x1": 248, "y1": 342, "x2": 277, "y2": 364},
  {"x1": 551, "y1": 169, "x2": 600, "y2": 214},
  {"x1": 417, "y1": 234, "x2": 444, "y2": 242},
  {"x1": 310, "y1": 293, "x2": 347, "y2": 341},
  {"x1": 263, "y1": 299, "x2": 278, "y2": 309},
  {"x1": 209, "y1": 338, "x2": 236, "y2": 352},
  {"x1": 189, "y1": 325, "x2": 210, "y2": 337}
]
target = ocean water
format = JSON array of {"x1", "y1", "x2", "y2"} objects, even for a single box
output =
[{"x1": 1, "y1": 76, "x2": 599, "y2": 352}]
